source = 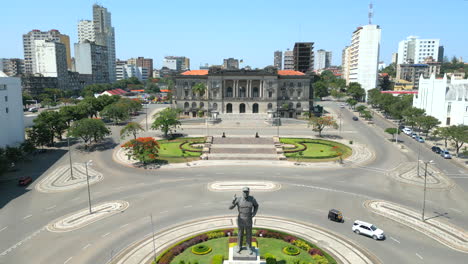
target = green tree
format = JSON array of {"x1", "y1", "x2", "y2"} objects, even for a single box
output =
[
  {"x1": 313, "y1": 81, "x2": 329, "y2": 99},
  {"x1": 27, "y1": 123, "x2": 54, "y2": 147},
  {"x1": 379, "y1": 63, "x2": 396, "y2": 78},
  {"x1": 347, "y1": 82, "x2": 366, "y2": 101},
  {"x1": 385, "y1": 128, "x2": 400, "y2": 141},
  {"x1": 22, "y1": 92, "x2": 34, "y2": 107},
  {"x1": 101, "y1": 103, "x2": 130, "y2": 125},
  {"x1": 120, "y1": 122, "x2": 144, "y2": 140},
  {"x1": 362, "y1": 110, "x2": 373, "y2": 121},
  {"x1": 151, "y1": 108, "x2": 181, "y2": 138},
  {"x1": 346, "y1": 98, "x2": 357, "y2": 110},
  {"x1": 356, "y1": 105, "x2": 367, "y2": 115},
  {"x1": 34, "y1": 111, "x2": 68, "y2": 141},
  {"x1": 367, "y1": 88, "x2": 381, "y2": 107},
  {"x1": 380, "y1": 75, "x2": 393, "y2": 91},
  {"x1": 68, "y1": 118, "x2": 111, "y2": 148},
  {"x1": 78, "y1": 97, "x2": 101, "y2": 118},
  {"x1": 308, "y1": 116, "x2": 338, "y2": 137},
  {"x1": 192, "y1": 83, "x2": 206, "y2": 97},
  {"x1": 416, "y1": 115, "x2": 441, "y2": 136},
  {"x1": 432, "y1": 127, "x2": 450, "y2": 148},
  {"x1": 402, "y1": 107, "x2": 425, "y2": 129},
  {"x1": 447, "y1": 125, "x2": 468, "y2": 155}
]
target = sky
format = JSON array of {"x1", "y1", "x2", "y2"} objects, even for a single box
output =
[{"x1": 1, "y1": 0, "x2": 468, "y2": 69}]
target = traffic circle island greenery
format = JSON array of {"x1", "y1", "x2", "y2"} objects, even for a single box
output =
[
  {"x1": 280, "y1": 138, "x2": 352, "y2": 162},
  {"x1": 154, "y1": 228, "x2": 336, "y2": 264}
]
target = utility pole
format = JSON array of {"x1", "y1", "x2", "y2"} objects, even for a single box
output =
[
  {"x1": 417, "y1": 141, "x2": 421, "y2": 177},
  {"x1": 67, "y1": 136, "x2": 74, "y2": 180},
  {"x1": 85, "y1": 160, "x2": 93, "y2": 214},
  {"x1": 145, "y1": 103, "x2": 148, "y2": 131},
  {"x1": 150, "y1": 214, "x2": 157, "y2": 262},
  {"x1": 421, "y1": 160, "x2": 433, "y2": 221}
]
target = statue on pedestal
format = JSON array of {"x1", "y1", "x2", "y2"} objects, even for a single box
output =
[{"x1": 229, "y1": 187, "x2": 259, "y2": 255}]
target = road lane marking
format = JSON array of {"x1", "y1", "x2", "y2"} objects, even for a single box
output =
[
  {"x1": 82, "y1": 244, "x2": 91, "y2": 250},
  {"x1": 119, "y1": 223, "x2": 129, "y2": 229},
  {"x1": 449, "y1": 176, "x2": 468, "y2": 179},
  {"x1": 416, "y1": 253, "x2": 423, "y2": 260},
  {"x1": 183, "y1": 205, "x2": 193, "y2": 208},
  {"x1": 46, "y1": 205, "x2": 57, "y2": 210},
  {"x1": 215, "y1": 172, "x2": 224, "y2": 175},
  {"x1": 102, "y1": 232, "x2": 111, "y2": 237},
  {"x1": 160, "y1": 210, "x2": 168, "y2": 214},
  {"x1": 449, "y1": 208, "x2": 462, "y2": 213},
  {"x1": 389, "y1": 237, "x2": 400, "y2": 244},
  {"x1": 64, "y1": 257, "x2": 73, "y2": 264},
  {"x1": 0, "y1": 227, "x2": 45, "y2": 256},
  {"x1": 0, "y1": 226, "x2": 7, "y2": 233},
  {"x1": 23, "y1": 214, "x2": 32, "y2": 220}
]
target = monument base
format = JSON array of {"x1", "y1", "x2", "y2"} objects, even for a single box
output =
[{"x1": 223, "y1": 247, "x2": 265, "y2": 264}]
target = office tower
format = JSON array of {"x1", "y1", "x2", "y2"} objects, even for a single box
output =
[
  {"x1": 223, "y1": 58, "x2": 239, "y2": 70},
  {"x1": 341, "y1": 46, "x2": 351, "y2": 82},
  {"x1": 283, "y1": 49, "x2": 294, "y2": 70},
  {"x1": 274, "y1": 51, "x2": 282, "y2": 69},
  {"x1": 397, "y1": 36, "x2": 441, "y2": 64},
  {"x1": 78, "y1": 20, "x2": 95, "y2": 43},
  {"x1": 162, "y1": 56, "x2": 190, "y2": 71},
  {"x1": 391, "y1": 53, "x2": 398, "y2": 65},
  {"x1": 128, "y1": 57, "x2": 153, "y2": 79},
  {"x1": 293, "y1": 42, "x2": 314, "y2": 73},
  {"x1": 74, "y1": 41, "x2": 109, "y2": 83},
  {"x1": 23, "y1": 29, "x2": 72, "y2": 73},
  {"x1": 92, "y1": 4, "x2": 116, "y2": 82},
  {"x1": 0, "y1": 59, "x2": 24, "y2": 77},
  {"x1": 315, "y1": 49, "x2": 332, "y2": 70},
  {"x1": 33, "y1": 40, "x2": 68, "y2": 88}
]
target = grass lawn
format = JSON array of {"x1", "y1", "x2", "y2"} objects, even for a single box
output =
[
  {"x1": 166, "y1": 237, "x2": 333, "y2": 264},
  {"x1": 157, "y1": 137, "x2": 204, "y2": 161},
  {"x1": 280, "y1": 138, "x2": 352, "y2": 162}
]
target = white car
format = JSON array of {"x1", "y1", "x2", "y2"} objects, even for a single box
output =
[
  {"x1": 352, "y1": 220, "x2": 385, "y2": 240},
  {"x1": 402, "y1": 127, "x2": 412, "y2": 135}
]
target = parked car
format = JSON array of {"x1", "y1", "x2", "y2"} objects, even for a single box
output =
[
  {"x1": 398, "y1": 125, "x2": 405, "y2": 131},
  {"x1": 411, "y1": 132, "x2": 418, "y2": 139},
  {"x1": 416, "y1": 136, "x2": 425, "y2": 143},
  {"x1": 431, "y1": 146, "x2": 442, "y2": 154},
  {"x1": 440, "y1": 150, "x2": 452, "y2": 159},
  {"x1": 352, "y1": 116, "x2": 358, "y2": 121},
  {"x1": 340, "y1": 104, "x2": 346, "y2": 108},
  {"x1": 352, "y1": 220, "x2": 385, "y2": 240},
  {"x1": 402, "y1": 127, "x2": 412, "y2": 135},
  {"x1": 328, "y1": 209, "x2": 344, "y2": 223},
  {"x1": 18, "y1": 176, "x2": 33, "y2": 186},
  {"x1": 28, "y1": 107, "x2": 38, "y2": 112}
]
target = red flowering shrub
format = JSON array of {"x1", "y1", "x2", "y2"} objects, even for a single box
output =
[
  {"x1": 122, "y1": 137, "x2": 160, "y2": 164},
  {"x1": 309, "y1": 248, "x2": 324, "y2": 256},
  {"x1": 283, "y1": 235, "x2": 297, "y2": 243},
  {"x1": 223, "y1": 229, "x2": 234, "y2": 236}
]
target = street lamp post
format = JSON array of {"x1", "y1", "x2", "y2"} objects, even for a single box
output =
[
  {"x1": 150, "y1": 214, "x2": 157, "y2": 262},
  {"x1": 338, "y1": 111, "x2": 342, "y2": 135},
  {"x1": 145, "y1": 103, "x2": 148, "y2": 131},
  {"x1": 417, "y1": 140, "x2": 422, "y2": 177},
  {"x1": 421, "y1": 160, "x2": 434, "y2": 221},
  {"x1": 67, "y1": 136, "x2": 74, "y2": 180},
  {"x1": 276, "y1": 107, "x2": 281, "y2": 137},
  {"x1": 85, "y1": 160, "x2": 93, "y2": 214}
]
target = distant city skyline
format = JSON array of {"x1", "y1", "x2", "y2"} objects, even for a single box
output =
[{"x1": 2, "y1": 0, "x2": 468, "y2": 70}]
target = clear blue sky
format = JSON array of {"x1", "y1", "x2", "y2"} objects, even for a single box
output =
[{"x1": 2, "y1": 0, "x2": 467, "y2": 69}]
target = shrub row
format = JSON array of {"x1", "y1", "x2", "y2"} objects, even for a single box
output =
[
  {"x1": 211, "y1": 254, "x2": 224, "y2": 264},
  {"x1": 282, "y1": 246, "x2": 300, "y2": 256},
  {"x1": 191, "y1": 244, "x2": 212, "y2": 255}
]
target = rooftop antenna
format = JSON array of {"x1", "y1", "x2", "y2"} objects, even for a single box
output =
[{"x1": 368, "y1": 2, "x2": 374, "y2": 25}]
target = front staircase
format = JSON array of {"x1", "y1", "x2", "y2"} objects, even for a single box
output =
[{"x1": 206, "y1": 137, "x2": 279, "y2": 160}]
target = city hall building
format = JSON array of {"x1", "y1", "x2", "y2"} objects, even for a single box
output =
[{"x1": 173, "y1": 67, "x2": 312, "y2": 118}]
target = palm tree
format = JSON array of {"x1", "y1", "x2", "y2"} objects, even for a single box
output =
[{"x1": 192, "y1": 83, "x2": 206, "y2": 98}]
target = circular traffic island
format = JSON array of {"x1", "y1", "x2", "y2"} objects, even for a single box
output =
[
  {"x1": 156, "y1": 228, "x2": 335, "y2": 264},
  {"x1": 280, "y1": 138, "x2": 352, "y2": 162}
]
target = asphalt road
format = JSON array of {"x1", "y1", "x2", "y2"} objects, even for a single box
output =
[{"x1": 1, "y1": 102, "x2": 467, "y2": 264}]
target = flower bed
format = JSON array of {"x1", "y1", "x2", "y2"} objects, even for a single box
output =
[
  {"x1": 191, "y1": 244, "x2": 212, "y2": 255},
  {"x1": 280, "y1": 138, "x2": 352, "y2": 161}
]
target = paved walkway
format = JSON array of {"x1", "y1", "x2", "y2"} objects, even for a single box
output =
[
  {"x1": 365, "y1": 200, "x2": 468, "y2": 253},
  {"x1": 35, "y1": 163, "x2": 103, "y2": 193},
  {"x1": 208, "y1": 181, "x2": 281, "y2": 192},
  {"x1": 208, "y1": 137, "x2": 278, "y2": 160},
  {"x1": 387, "y1": 162, "x2": 454, "y2": 189},
  {"x1": 109, "y1": 216, "x2": 380, "y2": 264}
]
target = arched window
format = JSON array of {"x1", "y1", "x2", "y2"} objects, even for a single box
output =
[
  {"x1": 252, "y1": 103, "x2": 259, "y2": 113},
  {"x1": 227, "y1": 87, "x2": 233, "y2": 97},
  {"x1": 289, "y1": 102, "x2": 293, "y2": 109},
  {"x1": 239, "y1": 103, "x2": 246, "y2": 113},
  {"x1": 200, "y1": 102, "x2": 204, "y2": 109},
  {"x1": 192, "y1": 102, "x2": 197, "y2": 108},
  {"x1": 184, "y1": 102, "x2": 189, "y2": 109},
  {"x1": 267, "y1": 103, "x2": 273, "y2": 110},
  {"x1": 296, "y1": 103, "x2": 301, "y2": 109},
  {"x1": 213, "y1": 103, "x2": 218, "y2": 110},
  {"x1": 226, "y1": 103, "x2": 233, "y2": 113}
]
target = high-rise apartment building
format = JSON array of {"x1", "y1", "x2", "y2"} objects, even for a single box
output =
[
  {"x1": 74, "y1": 41, "x2": 109, "y2": 84},
  {"x1": 183, "y1": 57, "x2": 190, "y2": 71},
  {"x1": 78, "y1": 20, "x2": 95, "y2": 43},
  {"x1": 128, "y1": 57, "x2": 153, "y2": 78},
  {"x1": 283, "y1": 49, "x2": 294, "y2": 70},
  {"x1": 33, "y1": 40, "x2": 69, "y2": 88},
  {"x1": 341, "y1": 46, "x2": 351, "y2": 82},
  {"x1": 315, "y1": 49, "x2": 332, "y2": 70},
  {"x1": 293, "y1": 42, "x2": 314, "y2": 73},
  {"x1": 162, "y1": 56, "x2": 189, "y2": 71},
  {"x1": 391, "y1": 53, "x2": 398, "y2": 65},
  {"x1": 274, "y1": 51, "x2": 282, "y2": 70},
  {"x1": 343, "y1": 25, "x2": 381, "y2": 98},
  {"x1": 397, "y1": 36, "x2": 441, "y2": 64},
  {"x1": 23, "y1": 29, "x2": 72, "y2": 73},
  {"x1": 0, "y1": 59, "x2": 24, "y2": 77},
  {"x1": 92, "y1": 4, "x2": 116, "y2": 82},
  {"x1": 116, "y1": 64, "x2": 148, "y2": 82},
  {"x1": 223, "y1": 58, "x2": 239, "y2": 70}
]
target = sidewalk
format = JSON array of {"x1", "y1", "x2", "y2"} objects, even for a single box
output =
[{"x1": 109, "y1": 215, "x2": 380, "y2": 264}]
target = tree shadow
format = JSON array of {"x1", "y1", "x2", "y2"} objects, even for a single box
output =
[
  {"x1": 321, "y1": 134, "x2": 343, "y2": 140},
  {"x1": 0, "y1": 148, "x2": 67, "y2": 208},
  {"x1": 425, "y1": 211, "x2": 450, "y2": 221},
  {"x1": 76, "y1": 138, "x2": 118, "y2": 152}
]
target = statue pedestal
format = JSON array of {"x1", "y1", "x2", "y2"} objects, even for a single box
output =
[{"x1": 223, "y1": 247, "x2": 265, "y2": 264}]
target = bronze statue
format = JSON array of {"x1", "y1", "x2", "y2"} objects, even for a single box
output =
[{"x1": 229, "y1": 187, "x2": 259, "y2": 255}]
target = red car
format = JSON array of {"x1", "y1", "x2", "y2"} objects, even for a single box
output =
[{"x1": 18, "y1": 176, "x2": 33, "y2": 186}]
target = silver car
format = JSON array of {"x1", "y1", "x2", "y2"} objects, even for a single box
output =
[{"x1": 440, "y1": 150, "x2": 452, "y2": 159}]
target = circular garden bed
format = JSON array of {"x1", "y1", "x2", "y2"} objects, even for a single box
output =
[
  {"x1": 155, "y1": 137, "x2": 205, "y2": 163},
  {"x1": 280, "y1": 138, "x2": 352, "y2": 161},
  {"x1": 154, "y1": 228, "x2": 336, "y2": 264}
]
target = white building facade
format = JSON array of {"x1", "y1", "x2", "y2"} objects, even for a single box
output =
[
  {"x1": 347, "y1": 25, "x2": 381, "y2": 98},
  {"x1": 0, "y1": 72, "x2": 24, "y2": 147},
  {"x1": 413, "y1": 74, "x2": 468, "y2": 126},
  {"x1": 315, "y1": 49, "x2": 332, "y2": 70},
  {"x1": 78, "y1": 20, "x2": 95, "y2": 43},
  {"x1": 397, "y1": 36, "x2": 440, "y2": 64},
  {"x1": 116, "y1": 64, "x2": 148, "y2": 82},
  {"x1": 283, "y1": 50, "x2": 294, "y2": 70}
]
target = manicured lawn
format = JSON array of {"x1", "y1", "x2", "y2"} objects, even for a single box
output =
[
  {"x1": 157, "y1": 137, "x2": 204, "y2": 158},
  {"x1": 170, "y1": 237, "x2": 229, "y2": 264},
  {"x1": 257, "y1": 238, "x2": 322, "y2": 263},
  {"x1": 280, "y1": 138, "x2": 352, "y2": 161}
]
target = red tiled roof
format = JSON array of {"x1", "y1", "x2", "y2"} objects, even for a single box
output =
[
  {"x1": 160, "y1": 89, "x2": 171, "y2": 93},
  {"x1": 181, "y1": 70, "x2": 209, "y2": 76},
  {"x1": 105, "y1": 89, "x2": 127, "y2": 95},
  {"x1": 131, "y1": 89, "x2": 145, "y2": 92},
  {"x1": 278, "y1": 70, "x2": 305, "y2": 76}
]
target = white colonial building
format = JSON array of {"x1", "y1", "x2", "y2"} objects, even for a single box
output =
[
  {"x1": 0, "y1": 72, "x2": 25, "y2": 147},
  {"x1": 413, "y1": 74, "x2": 468, "y2": 126}
]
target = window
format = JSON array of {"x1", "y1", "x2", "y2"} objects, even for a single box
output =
[
  {"x1": 6, "y1": 107, "x2": 8, "y2": 113},
  {"x1": 227, "y1": 87, "x2": 233, "y2": 97},
  {"x1": 268, "y1": 91, "x2": 273, "y2": 98},
  {"x1": 4, "y1": 96, "x2": 7, "y2": 102},
  {"x1": 447, "y1": 102, "x2": 451, "y2": 114},
  {"x1": 297, "y1": 90, "x2": 302, "y2": 97},
  {"x1": 185, "y1": 91, "x2": 189, "y2": 97}
]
